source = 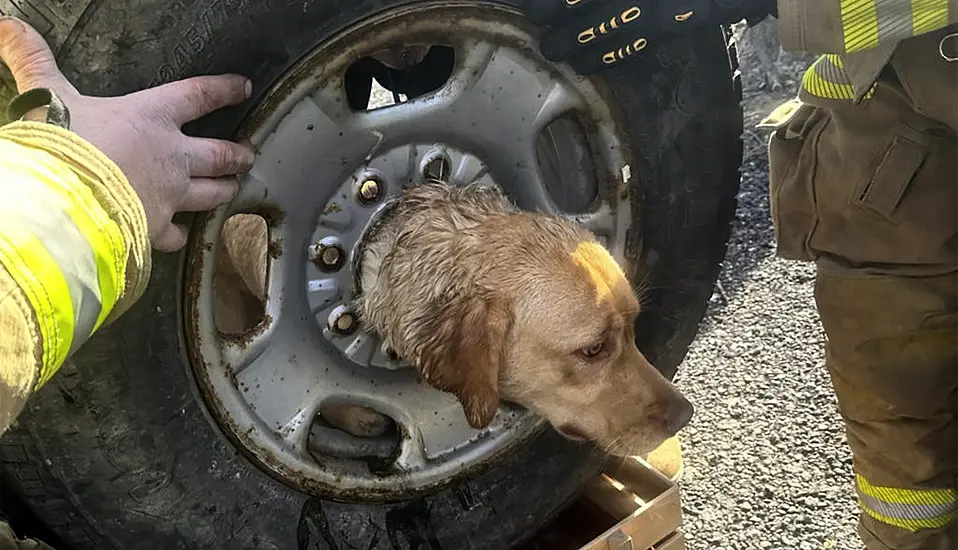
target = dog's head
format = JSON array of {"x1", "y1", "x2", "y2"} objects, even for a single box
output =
[{"x1": 415, "y1": 217, "x2": 693, "y2": 457}]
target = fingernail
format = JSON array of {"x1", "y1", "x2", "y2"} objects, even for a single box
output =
[
  {"x1": 241, "y1": 148, "x2": 256, "y2": 169},
  {"x1": 244, "y1": 79, "x2": 252, "y2": 98}
]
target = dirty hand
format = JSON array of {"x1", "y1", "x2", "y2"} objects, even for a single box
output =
[
  {"x1": 0, "y1": 17, "x2": 255, "y2": 252},
  {"x1": 527, "y1": 0, "x2": 777, "y2": 74}
]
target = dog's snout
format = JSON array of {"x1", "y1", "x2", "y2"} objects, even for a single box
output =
[{"x1": 664, "y1": 395, "x2": 694, "y2": 434}]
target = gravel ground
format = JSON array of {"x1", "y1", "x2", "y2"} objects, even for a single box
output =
[{"x1": 674, "y1": 26, "x2": 865, "y2": 550}]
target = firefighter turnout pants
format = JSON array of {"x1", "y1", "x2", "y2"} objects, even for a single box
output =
[{"x1": 767, "y1": 29, "x2": 958, "y2": 550}]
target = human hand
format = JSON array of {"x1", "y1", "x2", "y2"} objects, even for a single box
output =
[
  {"x1": 0, "y1": 16, "x2": 255, "y2": 252},
  {"x1": 527, "y1": 0, "x2": 777, "y2": 75}
]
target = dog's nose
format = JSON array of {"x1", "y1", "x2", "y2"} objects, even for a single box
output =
[{"x1": 664, "y1": 395, "x2": 694, "y2": 434}]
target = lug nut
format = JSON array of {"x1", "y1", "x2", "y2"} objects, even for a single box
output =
[
  {"x1": 320, "y1": 245, "x2": 342, "y2": 268},
  {"x1": 358, "y1": 178, "x2": 382, "y2": 203},
  {"x1": 309, "y1": 242, "x2": 345, "y2": 271},
  {"x1": 331, "y1": 311, "x2": 357, "y2": 335}
]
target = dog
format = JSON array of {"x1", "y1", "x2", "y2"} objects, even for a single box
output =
[{"x1": 216, "y1": 182, "x2": 692, "y2": 457}]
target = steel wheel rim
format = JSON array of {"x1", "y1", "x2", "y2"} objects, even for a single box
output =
[{"x1": 183, "y1": 2, "x2": 635, "y2": 500}]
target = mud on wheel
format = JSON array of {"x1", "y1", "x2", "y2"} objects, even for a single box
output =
[{"x1": 0, "y1": 1, "x2": 743, "y2": 548}]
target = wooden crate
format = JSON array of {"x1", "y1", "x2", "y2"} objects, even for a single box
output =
[{"x1": 520, "y1": 457, "x2": 685, "y2": 550}]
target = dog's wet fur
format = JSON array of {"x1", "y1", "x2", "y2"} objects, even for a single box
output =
[{"x1": 216, "y1": 182, "x2": 692, "y2": 457}]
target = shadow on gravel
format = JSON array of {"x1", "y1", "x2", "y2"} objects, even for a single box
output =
[
  {"x1": 690, "y1": 22, "x2": 818, "y2": 323},
  {"x1": 686, "y1": 91, "x2": 795, "y2": 330}
]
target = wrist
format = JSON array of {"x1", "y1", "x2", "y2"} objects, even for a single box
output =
[{"x1": 6, "y1": 87, "x2": 71, "y2": 129}]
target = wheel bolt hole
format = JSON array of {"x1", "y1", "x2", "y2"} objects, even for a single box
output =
[
  {"x1": 214, "y1": 214, "x2": 268, "y2": 335},
  {"x1": 423, "y1": 156, "x2": 450, "y2": 181},
  {"x1": 309, "y1": 405, "x2": 399, "y2": 463},
  {"x1": 535, "y1": 114, "x2": 598, "y2": 214}
]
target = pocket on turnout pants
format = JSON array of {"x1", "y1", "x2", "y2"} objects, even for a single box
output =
[
  {"x1": 766, "y1": 103, "x2": 830, "y2": 262},
  {"x1": 767, "y1": 88, "x2": 958, "y2": 276}
]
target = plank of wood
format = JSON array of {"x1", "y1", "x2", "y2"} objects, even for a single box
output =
[
  {"x1": 580, "y1": 459, "x2": 683, "y2": 550},
  {"x1": 656, "y1": 530, "x2": 687, "y2": 550}
]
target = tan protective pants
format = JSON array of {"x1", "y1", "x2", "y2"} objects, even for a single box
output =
[{"x1": 768, "y1": 28, "x2": 958, "y2": 550}]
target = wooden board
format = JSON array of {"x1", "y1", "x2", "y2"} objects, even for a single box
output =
[{"x1": 520, "y1": 457, "x2": 685, "y2": 550}]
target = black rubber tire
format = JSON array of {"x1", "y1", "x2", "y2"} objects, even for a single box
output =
[{"x1": 0, "y1": 1, "x2": 743, "y2": 548}]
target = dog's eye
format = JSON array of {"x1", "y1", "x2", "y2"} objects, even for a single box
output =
[{"x1": 579, "y1": 342, "x2": 605, "y2": 359}]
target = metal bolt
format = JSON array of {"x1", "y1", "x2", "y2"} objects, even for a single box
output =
[
  {"x1": 332, "y1": 311, "x2": 357, "y2": 335},
  {"x1": 358, "y1": 178, "x2": 382, "y2": 203},
  {"x1": 320, "y1": 245, "x2": 341, "y2": 267},
  {"x1": 309, "y1": 243, "x2": 344, "y2": 271}
]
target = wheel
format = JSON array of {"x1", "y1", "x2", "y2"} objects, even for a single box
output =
[{"x1": 0, "y1": 1, "x2": 743, "y2": 549}]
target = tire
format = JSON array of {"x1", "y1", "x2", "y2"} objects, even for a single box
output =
[{"x1": 0, "y1": 1, "x2": 744, "y2": 548}]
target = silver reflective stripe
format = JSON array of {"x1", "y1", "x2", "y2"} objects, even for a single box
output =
[
  {"x1": 875, "y1": 0, "x2": 913, "y2": 43},
  {"x1": 859, "y1": 492, "x2": 958, "y2": 522},
  {"x1": 0, "y1": 177, "x2": 103, "y2": 354}
]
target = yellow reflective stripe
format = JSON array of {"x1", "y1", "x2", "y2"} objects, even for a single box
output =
[
  {"x1": 0, "y1": 152, "x2": 107, "y2": 347},
  {"x1": 911, "y1": 0, "x2": 950, "y2": 35},
  {"x1": 802, "y1": 55, "x2": 857, "y2": 99},
  {"x1": 0, "y1": 225, "x2": 74, "y2": 387},
  {"x1": 842, "y1": 0, "x2": 881, "y2": 52},
  {"x1": 856, "y1": 475, "x2": 958, "y2": 532},
  {"x1": 39, "y1": 164, "x2": 125, "y2": 331},
  {"x1": 801, "y1": 55, "x2": 877, "y2": 101},
  {"x1": 0, "y1": 137, "x2": 126, "y2": 388},
  {"x1": 858, "y1": 475, "x2": 958, "y2": 506}
]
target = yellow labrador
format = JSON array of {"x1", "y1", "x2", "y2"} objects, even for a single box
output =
[{"x1": 216, "y1": 182, "x2": 692, "y2": 457}]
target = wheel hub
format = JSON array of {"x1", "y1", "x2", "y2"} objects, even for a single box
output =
[
  {"x1": 183, "y1": 2, "x2": 634, "y2": 501},
  {"x1": 313, "y1": 144, "x2": 499, "y2": 370}
]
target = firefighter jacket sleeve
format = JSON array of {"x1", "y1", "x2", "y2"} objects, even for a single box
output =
[
  {"x1": 777, "y1": 0, "x2": 957, "y2": 54},
  {"x1": 0, "y1": 121, "x2": 151, "y2": 436},
  {"x1": 770, "y1": 1, "x2": 957, "y2": 103}
]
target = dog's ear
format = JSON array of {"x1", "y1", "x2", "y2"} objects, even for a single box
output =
[{"x1": 418, "y1": 295, "x2": 512, "y2": 429}]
